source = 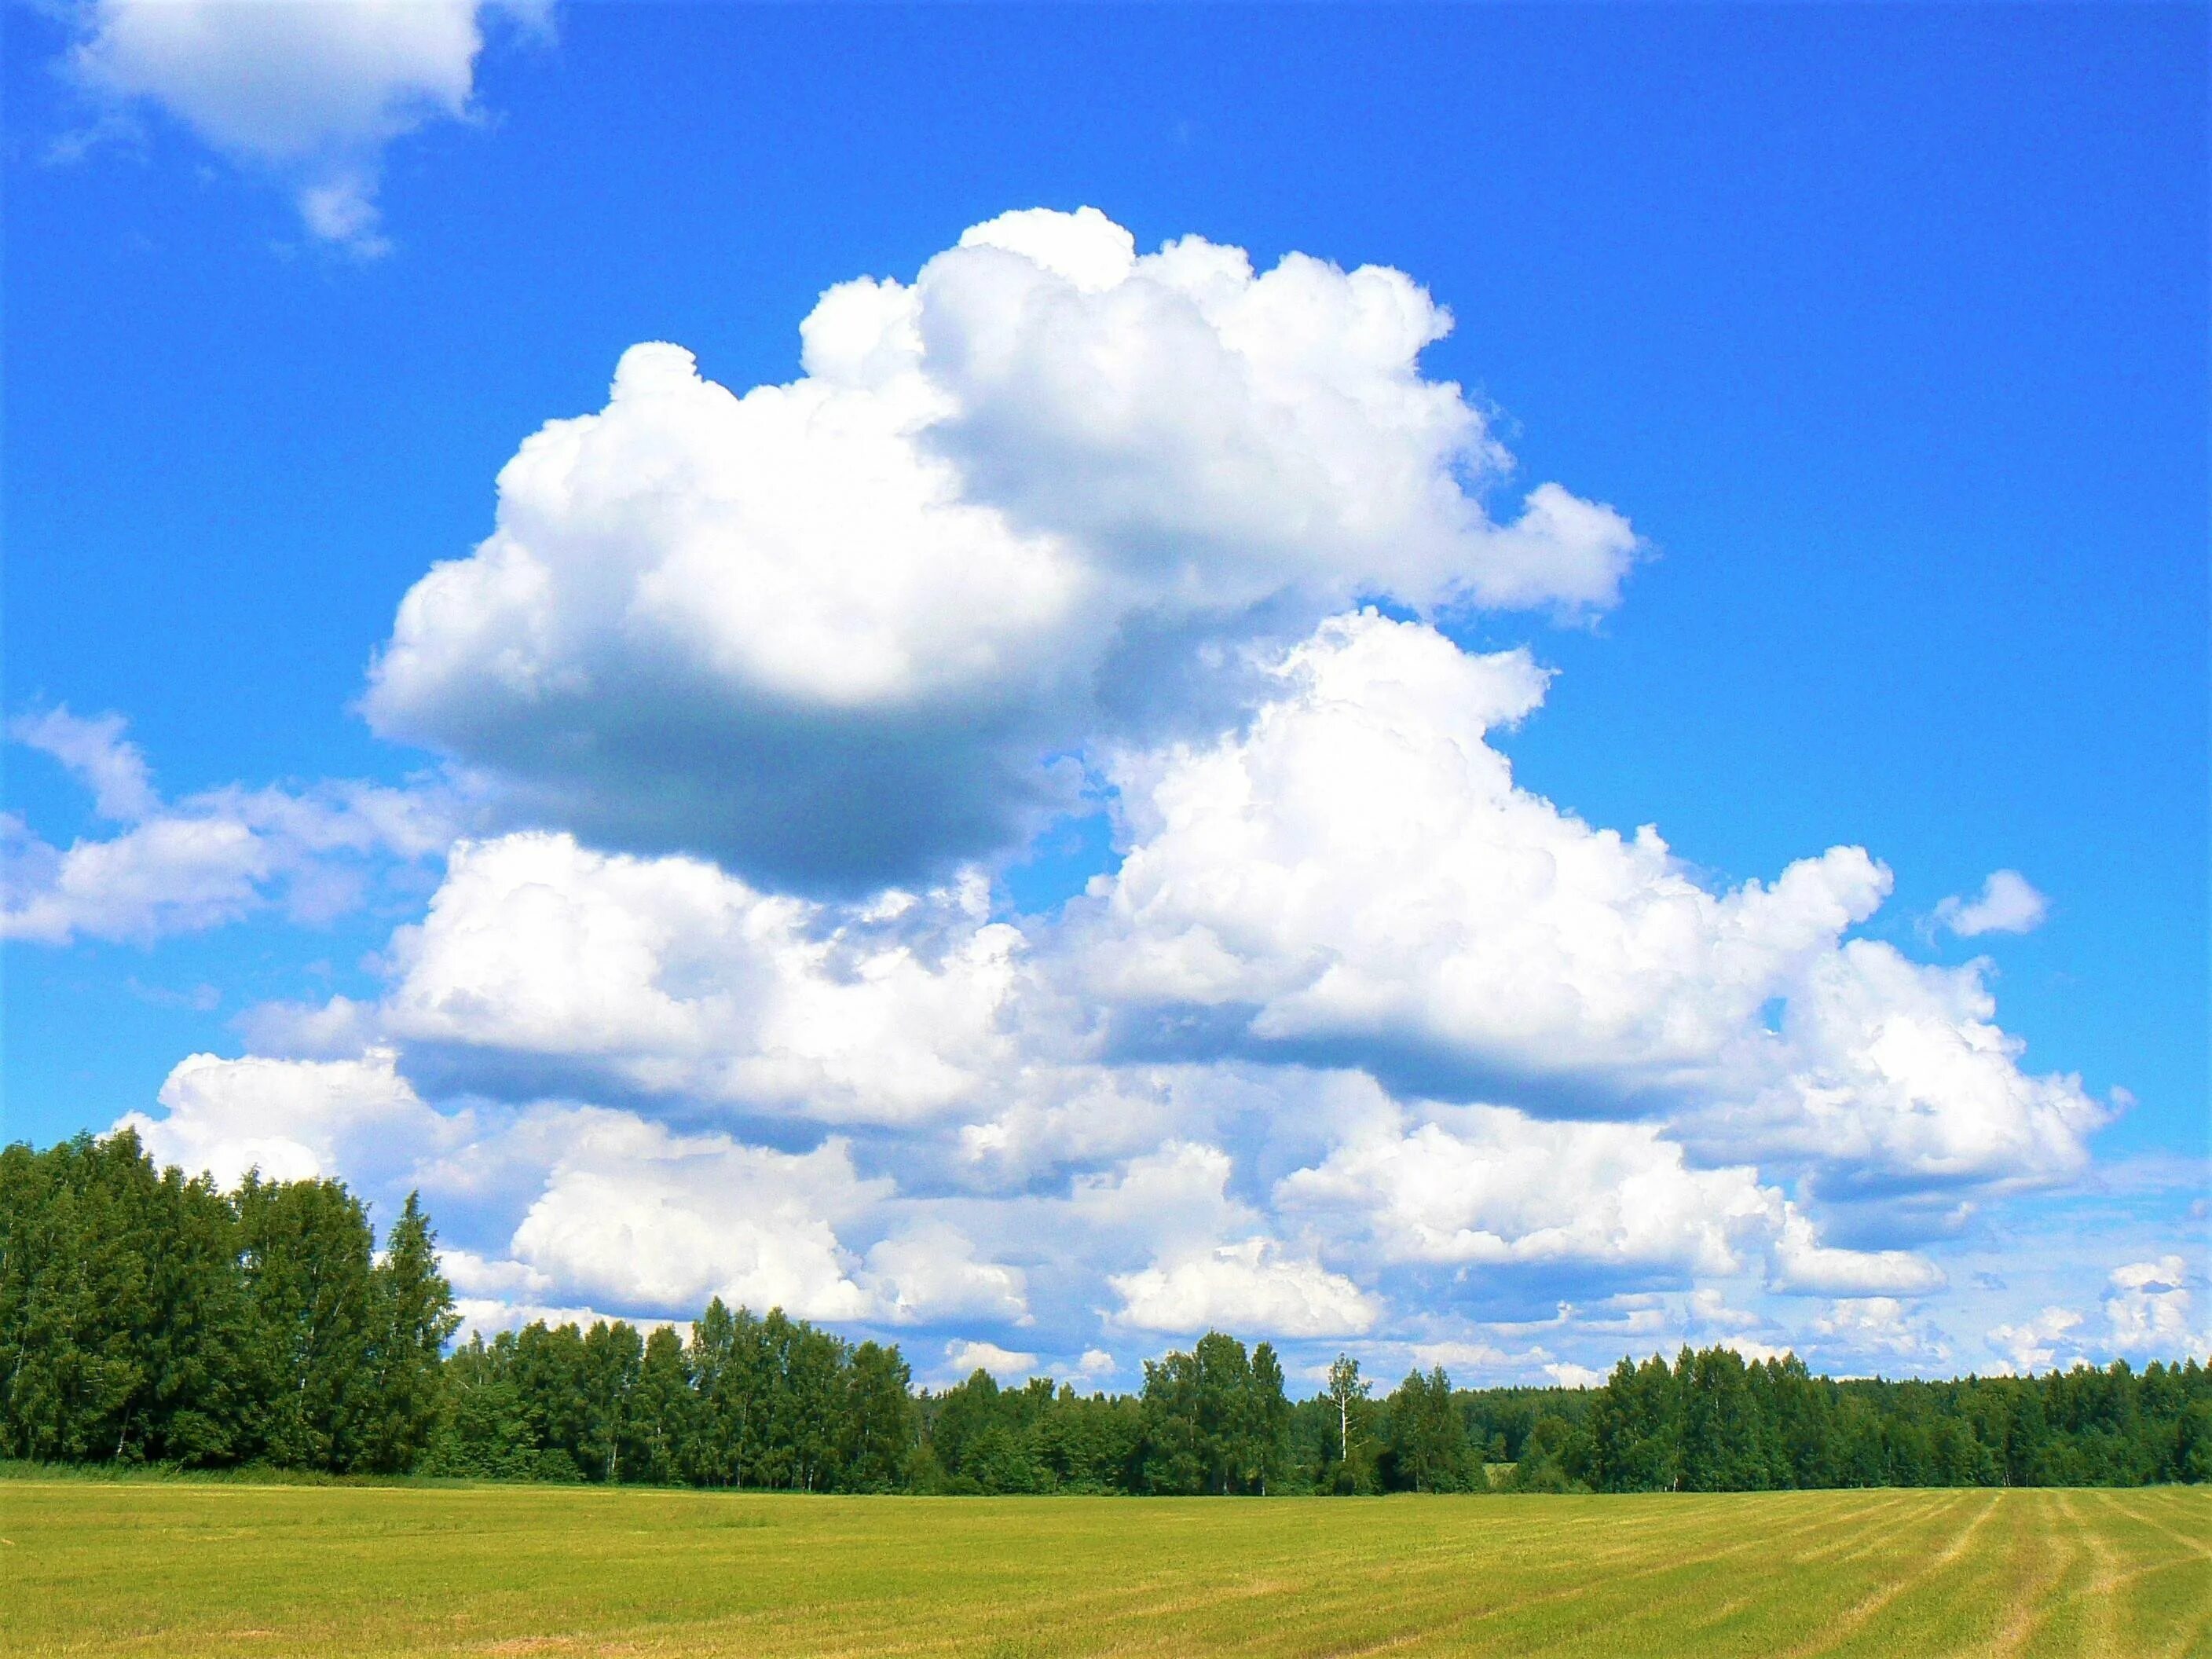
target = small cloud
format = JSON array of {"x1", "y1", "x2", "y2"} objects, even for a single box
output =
[
  {"x1": 297, "y1": 170, "x2": 390, "y2": 259},
  {"x1": 1814, "y1": 1297, "x2": 1948, "y2": 1363},
  {"x1": 1987, "y1": 1306, "x2": 2083, "y2": 1375},
  {"x1": 862, "y1": 1225, "x2": 1031, "y2": 1327},
  {"x1": 1688, "y1": 1287, "x2": 1760, "y2": 1331},
  {"x1": 942, "y1": 1339, "x2": 1038, "y2": 1384},
  {"x1": 1108, "y1": 1237, "x2": 1377, "y2": 1339},
  {"x1": 2105, "y1": 1255, "x2": 2203, "y2": 1357},
  {"x1": 10, "y1": 706, "x2": 156, "y2": 822},
  {"x1": 1714, "y1": 1335, "x2": 1792, "y2": 1365},
  {"x1": 1543, "y1": 1361, "x2": 1606, "y2": 1389},
  {"x1": 60, "y1": 0, "x2": 548, "y2": 254},
  {"x1": 1933, "y1": 870, "x2": 2048, "y2": 938}
]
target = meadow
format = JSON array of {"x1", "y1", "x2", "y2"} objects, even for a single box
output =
[{"x1": 5, "y1": 1481, "x2": 2207, "y2": 1657}]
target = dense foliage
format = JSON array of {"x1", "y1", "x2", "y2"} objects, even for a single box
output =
[
  {"x1": 1, "y1": 1131, "x2": 455, "y2": 1471},
  {"x1": 1532, "y1": 1346, "x2": 2212, "y2": 1492},
  {"x1": 6, "y1": 1135, "x2": 2207, "y2": 1490}
]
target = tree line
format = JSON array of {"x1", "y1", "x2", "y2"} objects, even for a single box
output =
[
  {"x1": 1522, "y1": 1346, "x2": 2212, "y2": 1492},
  {"x1": 5, "y1": 1133, "x2": 2207, "y2": 1489}
]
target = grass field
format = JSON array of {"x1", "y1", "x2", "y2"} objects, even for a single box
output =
[{"x1": 5, "y1": 1481, "x2": 2207, "y2": 1657}]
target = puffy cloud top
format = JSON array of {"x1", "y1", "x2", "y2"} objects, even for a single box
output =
[
  {"x1": 365, "y1": 209, "x2": 1636, "y2": 888},
  {"x1": 1083, "y1": 610, "x2": 1892, "y2": 1098}
]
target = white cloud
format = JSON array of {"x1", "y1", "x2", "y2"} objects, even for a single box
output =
[
  {"x1": 58, "y1": 207, "x2": 2137, "y2": 1363},
  {"x1": 928, "y1": 208, "x2": 1637, "y2": 617},
  {"x1": 1108, "y1": 1238, "x2": 1378, "y2": 1338},
  {"x1": 1544, "y1": 1361, "x2": 1607, "y2": 1388},
  {"x1": 236, "y1": 994, "x2": 383, "y2": 1059},
  {"x1": 3, "y1": 709, "x2": 453, "y2": 945},
  {"x1": 1769, "y1": 1207, "x2": 1947, "y2": 1298},
  {"x1": 1689, "y1": 1287, "x2": 1760, "y2": 1330},
  {"x1": 1276, "y1": 1101, "x2": 1942, "y2": 1296},
  {"x1": 505, "y1": 1115, "x2": 881, "y2": 1320},
  {"x1": 380, "y1": 830, "x2": 1020, "y2": 1123},
  {"x1": 1987, "y1": 1306, "x2": 2086, "y2": 1375},
  {"x1": 4, "y1": 808, "x2": 268, "y2": 945},
  {"x1": 1068, "y1": 1140, "x2": 1257, "y2": 1254},
  {"x1": 2104, "y1": 1256, "x2": 2203, "y2": 1357},
  {"x1": 119, "y1": 1048, "x2": 456, "y2": 1193},
  {"x1": 1082, "y1": 611, "x2": 2099, "y2": 1190},
  {"x1": 862, "y1": 1225, "x2": 1031, "y2": 1327},
  {"x1": 10, "y1": 706, "x2": 157, "y2": 820},
  {"x1": 1409, "y1": 1339, "x2": 1522, "y2": 1375},
  {"x1": 941, "y1": 1339, "x2": 1039, "y2": 1383},
  {"x1": 954, "y1": 1066, "x2": 1184, "y2": 1181},
  {"x1": 1934, "y1": 870, "x2": 2049, "y2": 938},
  {"x1": 67, "y1": 0, "x2": 544, "y2": 252},
  {"x1": 364, "y1": 209, "x2": 1635, "y2": 887},
  {"x1": 947, "y1": 1130, "x2": 1400, "y2": 1345},
  {"x1": 89, "y1": 606, "x2": 2089, "y2": 1350},
  {"x1": 1734, "y1": 939, "x2": 2108, "y2": 1185},
  {"x1": 1813, "y1": 1297, "x2": 1948, "y2": 1364},
  {"x1": 1714, "y1": 1335, "x2": 1793, "y2": 1364},
  {"x1": 1082, "y1": 612, "x2": 1887, "y2": 1084},
  {"x1": 116, "y1": 1046, "x2": 891, "y2": 1326}
]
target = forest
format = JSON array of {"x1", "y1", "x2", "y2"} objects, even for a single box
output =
[{"x1": 5, "y1": 1131, "x2": 2208, "y2": 1492}]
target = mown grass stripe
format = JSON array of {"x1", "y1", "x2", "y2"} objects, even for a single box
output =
[{"x1": 7, "y1": 1483, "x2": 2208, "y2": 1658}]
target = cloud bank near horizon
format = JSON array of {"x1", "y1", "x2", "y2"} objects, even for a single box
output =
[{"x1": 11, "y1": 209, "x2": 2196, "y2": 1387}]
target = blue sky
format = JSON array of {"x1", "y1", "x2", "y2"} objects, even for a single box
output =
[{"x1": 5, "y1": 2, "x2": 2205, "y2": 1387}]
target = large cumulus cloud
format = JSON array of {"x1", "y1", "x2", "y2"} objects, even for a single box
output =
[
  {"x1": 66, "y1": 206, "x2": 2165, "y2": 1382},
  {"x1": 364, "y1": 207, "x2": 1637, "y2": 890},
  {"x1": 133, "y1": 608, "x2": 2106, "y2": 1371}
]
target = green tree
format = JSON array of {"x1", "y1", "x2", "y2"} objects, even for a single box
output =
[
  {"x1": 234, "y1": 1172, "x2": 380, "y2": 1470},
  {"x1": 840, "y1": 1340, "x2": 915, "y2": 1492},
  {"x1": 1387, "y1": 1365, "x2": 1474, "y2": 1492},
  {"x1": 579, "y1": 1320, "x2": 644, "y2": 1482},
  {"x1": 931, "y1": 1368, "x2": 1005, "y2": 1487},
  {"x1": 424, "y1": 1331, "x2": 539, "y2": 1478},
  {"x1": 1323, "y1": 1353, "x2": 1373, "y2": 1490},
  {"x1": 354, "y1": 1192, "x2": 459, "y2": 1473},
  {"x1": 1247, "y1": 1342, "x2": 1292, "y2": 1495},
  {"x1": 633, "y1": 1324, "x2": 695, "y2": 1484}
]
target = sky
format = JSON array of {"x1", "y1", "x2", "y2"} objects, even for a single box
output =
[{"x1": 4, "y1": 1, "x2": 2206, "y2": 1393}]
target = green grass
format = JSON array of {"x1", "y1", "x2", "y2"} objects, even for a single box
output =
[{"x1": 4, "y1": 1481, "x2": 2207, "y2": 1657}]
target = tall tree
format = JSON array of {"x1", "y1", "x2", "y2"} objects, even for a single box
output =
[
  {"x1": 356, "y1": 1192, "x2": 459, "y2": 1473},
  {"x1": 840, "y1": 1340, "x2": 915, "y2": 1492},
  {"x1": 1247, "y1": 1342, "x2": 1292, "y2": 1496},
  {"x1": 579, "y1": 1320, "x2": 644, "y2": 1482},
  {"x1": 632, "y1": 1324, "x2": 694, "y2": 1484},
  {"x1": 1326, "y1": 1353, "x2": 1371, "y2": 1467},
  {"x1": 233, "y1": 1173, "x2": 379, "y2": 1470}
]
